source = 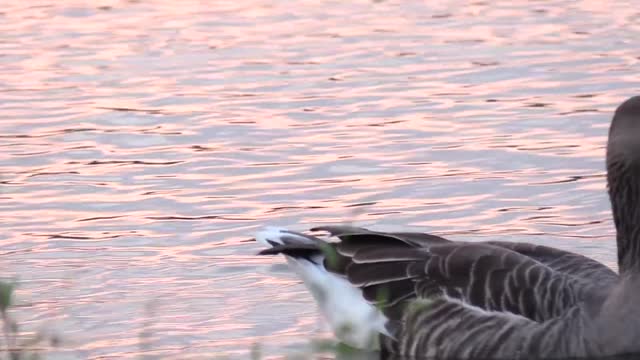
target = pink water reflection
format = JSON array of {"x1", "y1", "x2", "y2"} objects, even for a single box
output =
[{"x1": 0, "y1": 0, "x2": 638, "y2": 358}]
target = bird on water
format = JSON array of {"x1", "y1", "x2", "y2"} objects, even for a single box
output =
[{"x1": 255, "y1": 96, "x2": 640, "y2": 359}]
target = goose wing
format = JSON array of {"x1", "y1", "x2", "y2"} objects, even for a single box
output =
[
  {"x1": 310, "y1": 225, "x2": 612, "y2": 323},
  {"x1": 486, "y1": 240, "x2": 618, "y2": 284},
  {"x1": 315, "y1": 225, "x2": 617, "y2": 284}
]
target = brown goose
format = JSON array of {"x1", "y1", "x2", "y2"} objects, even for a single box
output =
[{"x1": 255, "y1": 96, "x2": 640, "y2": 359}]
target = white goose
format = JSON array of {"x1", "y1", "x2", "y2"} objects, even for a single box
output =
[{"x1": 255, "y1": 96, "x2": 640, "y2": 359}]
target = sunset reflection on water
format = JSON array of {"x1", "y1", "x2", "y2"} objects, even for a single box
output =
[{"x1": 0, "y1": 0, "x2": 639, "y2": 358}]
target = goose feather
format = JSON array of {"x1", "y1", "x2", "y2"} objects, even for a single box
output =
[{"x1": 254, "y1": 96, "x2": 640, "y2": 358}]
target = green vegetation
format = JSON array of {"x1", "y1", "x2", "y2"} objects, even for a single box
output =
[
  {"x1": 0, "y1": 279, "x2": 387, "y2": 360},
  {"x1": 248, "y1": 338, "x2": 367, "y2": 360},
  {"x1": 0, "y1": 280, "x2": 59, "y2": 360}
]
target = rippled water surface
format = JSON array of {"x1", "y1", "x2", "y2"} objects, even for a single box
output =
[{"x1": 1, "y1": 0, "x2": 640, "y2": 358}]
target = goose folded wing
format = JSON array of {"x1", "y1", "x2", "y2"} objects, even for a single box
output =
[
  {"x1": 256, "y1": 228, "x2": 595, "y2": 358},
  {"x1": 311, "y1": 226, "x2": 611, "y2": 322},
  {"x1": 313, "y1": 225, "x2": 617, "y2": 284},
  {"x1": 486, "y1": 240, "x2": 618, "y2": 284}
]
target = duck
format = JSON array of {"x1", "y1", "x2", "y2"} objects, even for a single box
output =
[{"x1": 255, "y1": 96, "x2": 640, "y2": 359}]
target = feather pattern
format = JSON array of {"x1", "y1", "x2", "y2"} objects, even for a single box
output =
[
  {"x1": 255, "y1": 96, "x2": 640, "y2": 358},
  {"x1": 314, "y1": 231, "x2": 609, "y2": 322}
]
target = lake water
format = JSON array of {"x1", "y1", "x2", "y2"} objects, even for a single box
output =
[{"x1": 1, "y1": 0, "x2": 639, "y2": 358}]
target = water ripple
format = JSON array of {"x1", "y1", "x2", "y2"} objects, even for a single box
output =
[{"x1": 0, "y1": 0, "x2": 638, "y2": 358}]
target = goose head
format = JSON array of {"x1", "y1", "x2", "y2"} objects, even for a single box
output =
[{"x1": 607, "y1": 96, "x2": 640, "y2": 273}]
